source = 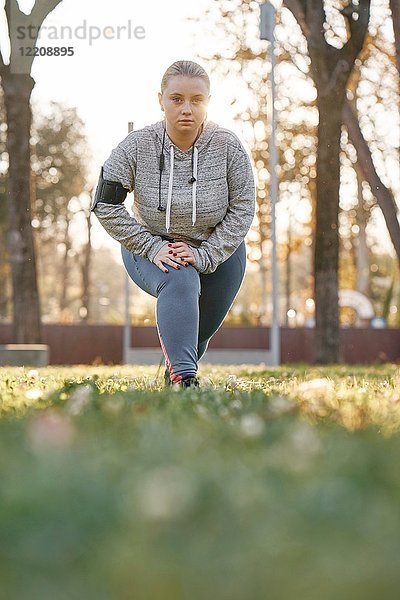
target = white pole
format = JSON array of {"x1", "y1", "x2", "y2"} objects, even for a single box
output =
[
  {"x1": 260, "y1": 2, "x2": 280, "y2": 366},
  {"x1": 123, "y1": 121, "x2": 134, "y2": 364}
]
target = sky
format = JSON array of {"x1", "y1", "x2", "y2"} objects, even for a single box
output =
[
  {"x1": 1, "y1": 0, "x2": 244, "y2": 172},
  {"x1": 1, "y1": 0, "x2": 262, "y2": 254},
  {"x1": 0, "y1": 0, "x2": 398, "y2": 259}
]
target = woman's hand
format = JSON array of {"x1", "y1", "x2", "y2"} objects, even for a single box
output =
[
  {"x1": 152, "y1": 241, "x2": 196, "y2": 273},
  {"x1": 169, "y1": 241, "x2": 196, "y2": 265}
]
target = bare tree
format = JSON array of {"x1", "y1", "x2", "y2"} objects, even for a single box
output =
[
  {"x1": 33, "y1": 101, "x2": 90, "y2": 322},
  {"x1": 283, "y1": 0, "x2": 371, "y2": 362},
  {"x1": 0, "y1": 0, "x2": 63, "y2": 342},
  {"x1": 196, "y1": 0, "x2": 398, "y2": 358},
  {"x1": 342, "y1": 28, "x2": 400, "y2": 272}
]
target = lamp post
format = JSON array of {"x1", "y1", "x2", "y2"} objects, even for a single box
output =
[
  {"x1": 123, "y1": 121, "x2": 134, "y2": 364},
  {"x1": 260, "y1": 2, "x2": 280, "y2": 366}
]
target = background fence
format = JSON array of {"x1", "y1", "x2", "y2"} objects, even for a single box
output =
[{"x1": 1, "y1": 325, "x2": 399, "y2": 365}]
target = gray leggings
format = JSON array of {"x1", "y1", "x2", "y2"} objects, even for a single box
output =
[{"x1": 121, "y1": 240, "x2": 246, "y2": 383}]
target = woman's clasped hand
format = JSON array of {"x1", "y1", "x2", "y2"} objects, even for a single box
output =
[{"x1": 153, "y1": 241, "x2": 197, "y2": 273}]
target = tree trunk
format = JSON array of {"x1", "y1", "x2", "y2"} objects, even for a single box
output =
[
  {"x1": 80, "y1": 206, "x2": 92, "y2": 322},
  {"x1": 355, "y1": 167, "x2": 370, "y2": 296},
  {"x1": 285, "y1": 209, "x2": 291, "y2": 326},
  {"x1": 314, "y1": 98, "x2": 343, "y2": 363},
  {"x1": 0, "y1": 251, "x2": 11, "y2": 320},
  {"x1": 59, "y1": 218, "x2": 71, "y2": 313},
  {"x1": 283, "y1": 0, "x2": 372, "y2": 362},
  {"x1": 258, "y1": 256, "x2": 268, "y2": 326},
  {"x1": 3, "y1": 73, "x2": 42, "y2": 342},
  {"x1": 0, "y1": 176, "x2": 11, "y2": 320}
]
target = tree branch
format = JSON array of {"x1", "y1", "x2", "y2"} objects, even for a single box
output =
[
  {"x1": 282, "y1": 0, "x2": 310, "y2": 38},
  {"x1": 3, "y1": 0, "x2": 63, "y2": 76},
  {"x1": 4, "y1": 0, "x2": 18, "y2": 21},
  {"x1": 284, "y1": 0, "x2": 335, "y2": 89},
  {"x1": 308, "y1": 0, "x2": 328, "y2": 53},
  {"x1": 0, "y1": 47, "x2": 5, "y2": 74},
  {"x1": 343, "y1": 99, "x2": 400, "y2": 258},
  {"x1": 4, "y1": 0, "x2": 19, "y2": 35},
  {"x1": 389, "y1": 0, "x2": 400, "y2": 75},
  {"x1": 2, "y1": 0, "x2": 17, "y2": 73},
  {"x1": 30, "y1": 0, "x2": 63, "y2": 30},
  {"x1": 340, "y1": 0, "x2": 372, "y2": 68}
]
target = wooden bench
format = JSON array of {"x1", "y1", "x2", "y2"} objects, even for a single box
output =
[{"x1": 0, "y1": 344, "x2": 49, "y2": 367}]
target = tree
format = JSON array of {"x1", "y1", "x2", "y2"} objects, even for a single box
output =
[
  {"x1": 0, "y1": 86, "x2": 11, "y2": 321},
  {"x1": 282, "y1": 0, "x2": 372, "y2": 362},
  {"x1": 192, "y1": 2, "x2": 319, "y2": 328},
  {"x1": 342, "y1": 26, "x2": 400, "y2": 264},
  {"x1": 32, "y1": 102, "x2": 91, "y2": 321},
  {"x1": 78, "y1": 188, "x2": 93, "y2": 322},
  {"x1": 0, "y1": 0, "x2": 63, "y2": 342},
  {"x1": 285, "y1": 13, "x2": 400, "y2": 269}
]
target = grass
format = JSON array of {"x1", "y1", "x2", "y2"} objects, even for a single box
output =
[{"x1": 1, "y1": 363, "x2": 400, "y2": 599}]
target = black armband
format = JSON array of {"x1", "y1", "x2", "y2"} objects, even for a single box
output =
[{"x1": 90, "y1": 166, "x2": 129, "y2": 212}]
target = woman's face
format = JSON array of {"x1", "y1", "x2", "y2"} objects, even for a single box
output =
[{"x1": 158, "y1": 75, "x2": 210, "y2": 134}]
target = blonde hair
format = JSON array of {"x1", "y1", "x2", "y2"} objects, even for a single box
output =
[{"x1": 160, "y1": 60, "x2": 210, "y2": 94}]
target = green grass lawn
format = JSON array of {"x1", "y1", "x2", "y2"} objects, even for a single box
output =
[{"x1": 1, "y1": 363, "x2": 400, "y2": 600}]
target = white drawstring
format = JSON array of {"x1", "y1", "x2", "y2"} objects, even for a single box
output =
[
  {"x1": 192, "y1": 146, "x2": 198, "y2": 226},
  {"x1": 165, "y1": 143, "x2": 198, "y2": 232},
  {"x1": 165, "y1": 144, "x2": 174, "y2": 233}
]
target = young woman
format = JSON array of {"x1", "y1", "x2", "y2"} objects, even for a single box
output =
[{"x1": 91, "y1": 60, "x2": 256, "y2": 388}]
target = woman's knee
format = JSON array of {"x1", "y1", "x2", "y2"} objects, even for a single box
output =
[
  {"x1": 121, "y1": 246, "x2": 159, "y2": 296},
  {"x1": 158, "y1": 265, "x2": 200, "y2": 297}
]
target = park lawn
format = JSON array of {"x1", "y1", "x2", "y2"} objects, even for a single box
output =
[{"x1": 1, "y1": 363, "x2": 400, "y2": 599}]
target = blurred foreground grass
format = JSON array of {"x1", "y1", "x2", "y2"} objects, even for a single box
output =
[{"x1": 1, "y1": 363, "x2": 400, "y2": 600}]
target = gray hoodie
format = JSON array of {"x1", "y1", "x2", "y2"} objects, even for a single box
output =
[{"x1": 91, "y1": 118, "x2": 256, "y2": 274}]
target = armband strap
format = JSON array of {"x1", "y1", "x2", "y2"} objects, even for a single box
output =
[{"x1": 90, "y1": 166, "x2": 129, "y2": 211}]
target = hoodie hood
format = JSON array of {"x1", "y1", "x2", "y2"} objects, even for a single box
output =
[{"x1": 150, "y1": 119, "x2": 220, "y2": 233}]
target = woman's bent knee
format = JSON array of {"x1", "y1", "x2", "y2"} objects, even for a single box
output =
[{"x1": 157, "y1": 265, "x2": 200, "y2": 297}]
